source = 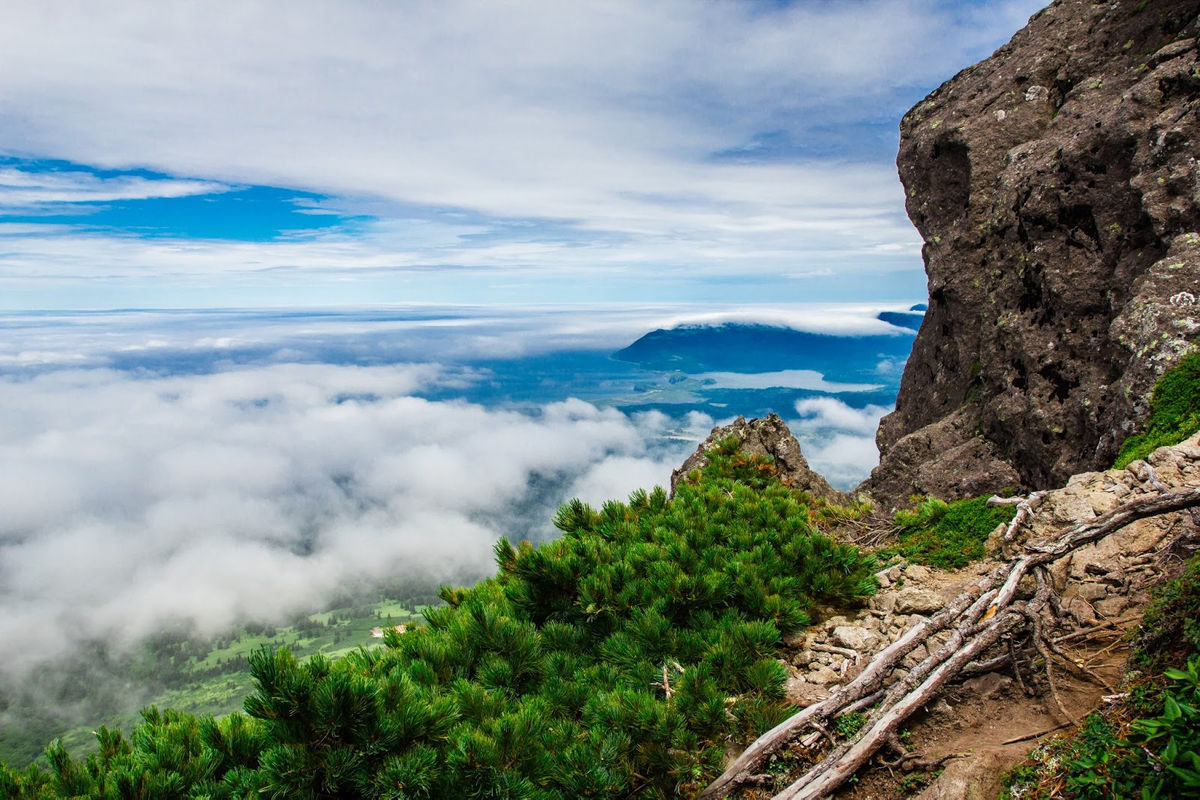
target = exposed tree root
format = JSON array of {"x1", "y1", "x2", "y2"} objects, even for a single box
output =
[
  {"x1": 698, "y1": 486, "x2": 1200, "y2": 800},
  {"x1": 1000, "y1": 491, "x2": 1047, "y2": 542}
]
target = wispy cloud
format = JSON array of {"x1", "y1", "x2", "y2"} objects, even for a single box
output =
[
  {"x1": 0, "y1": 167, "x2": 226, "y2": 210},
  {"x1": 791, "y1": 397, "x2": 894, "y2": 489}
]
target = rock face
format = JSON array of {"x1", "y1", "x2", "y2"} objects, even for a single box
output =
[
  {"x1": 671, "y1": 413, "x2": 845, "y2": 502},
  {"x1": 863, "y1": 0, "x2": 1200, "y2": 510}
]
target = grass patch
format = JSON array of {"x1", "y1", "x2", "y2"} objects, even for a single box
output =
[
  {"x1": 1114, "y1": 351, "x2": 1200, "y2": 469},
  {"x1": 883, "y1": 496, "x2": 1015, "y2": 569}
]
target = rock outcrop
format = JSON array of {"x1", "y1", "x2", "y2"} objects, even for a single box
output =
[
  {"x1": 671, "y1": 413, "x2": 845, "y2": 502},
  {"x1": 863, "y1": 0, "x2": 1200, "y2": 510}
]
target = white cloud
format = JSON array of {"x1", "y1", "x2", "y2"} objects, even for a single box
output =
[
  {"x1": 790, "y1": 397, "x2": 894, "y2": 489},
  {"x1": 798, "y1": 431, "x2": 884, "y2": 491},
  {"x1": 794, "y1": 397, "x2": 893, "y2": 436},
  {"x1": 0, "y1": 362, "x2": 694, "y2": 675},
  {"x1": 565, "y1": 455, "x2": 682, "y2": 508},
  {"x1": 0, "y1": 167, "x2": 226, "y2": 209},
  {"x1": 0, "y1": 0, "x2": 1045, "y2": 301}
]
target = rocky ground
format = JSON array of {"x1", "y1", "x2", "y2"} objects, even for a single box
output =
[{"x1": 734, "y1": 433, "x2": 1200, "y2": 798}]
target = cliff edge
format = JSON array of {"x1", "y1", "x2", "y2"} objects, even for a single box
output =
[{"x1": 863, "y1": 0, "x2": 1200, "y2": 510}]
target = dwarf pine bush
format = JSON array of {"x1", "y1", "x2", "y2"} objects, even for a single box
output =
[{"x1": 1, "y1": 443, "x2": 876, "y2": 799}]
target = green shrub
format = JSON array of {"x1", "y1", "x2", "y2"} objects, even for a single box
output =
[
  {"x1": 1136, "y1": 551, "x2": 1200, "y2": 670},
  {"x1": 1115, "y1": 352, "x2": 1200, "y2": 468},
  {"x1": 2, "y1": 446, "x2": 876, "y2": 799},
  {"x1": 885, "y1": 496, "x2": 1015, "y2": 569},
  {"x1": 1126, "y1": 658, "x2": 1200, "y2": 796}
]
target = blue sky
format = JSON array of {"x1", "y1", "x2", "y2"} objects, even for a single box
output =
[{"x1": 0, "y1": 0, "x2": 1047, "y2": 309}]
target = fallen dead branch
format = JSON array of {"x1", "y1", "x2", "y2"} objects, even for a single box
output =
[
  {"x1": 699, "y1": 486, "x2": 1200, "y2": 800},
  {"x1": 1002, "y1": 721, "x2": 1072, "y2": 746},
  {"x1": 1002, "y1": 491, "x2": 1047, "y2": 542}
]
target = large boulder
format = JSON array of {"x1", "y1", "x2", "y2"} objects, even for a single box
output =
[{"x1": 862, "y1": 0, "x2": 1200, "y2": 510}]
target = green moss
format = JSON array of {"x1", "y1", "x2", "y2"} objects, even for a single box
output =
[
  {"x1": 883, "y1": 496, "x2": 1015, "y2": 570},
  {"x1": 1114, "y1": 352, "x2": 1200, "y2": 468},
  {"x1": 834, "y1": 712, "x2": 866, "y2": 739}
]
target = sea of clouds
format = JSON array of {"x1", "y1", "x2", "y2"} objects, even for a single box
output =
[
  {"x1": 0, "y1": 361, "x2": 699, "y2": 677},
  {"x1": 0, "y1": 305, "x2": 907, "y2": 677}
]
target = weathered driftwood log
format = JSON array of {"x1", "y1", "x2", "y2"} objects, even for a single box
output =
[{"x1": 699, "y1": 486, "x2": 1200, "y2": 800}]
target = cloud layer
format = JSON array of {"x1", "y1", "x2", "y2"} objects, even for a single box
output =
[
  {"x1": 0, "y1": 0, "x2": 1047, "y2": 305},
  {"x1": 0, "y1": 362, "x2": 695, "y2": 676}
]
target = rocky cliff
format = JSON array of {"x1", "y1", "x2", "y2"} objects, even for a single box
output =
[{"x1": 863, "y1": 0, "x2": 1200, "y2": 510}]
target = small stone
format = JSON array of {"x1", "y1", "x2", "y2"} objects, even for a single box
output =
[
  {"x1": 902, "y1": 643, "x2": 929, "y2": 669},
  {"x1": 1064, "y1": 597, "x2": 1097, "y2": 626},
  {"x1": 1100, "y1": 569, "x2": 1126, "y2": 587},
  {"x1": 832, "y1": 625, "x2": 881, "y2": 653},
  {"x1": 805, "y1": 665, "x2": 840, "y2": 686},
  {"x1": 782, "y1": 631, "x2": 807, "y2": 648},
  {"x1": 985, "y1": 522, "x2": 1007, "y2": 555},
  {"x1": 961, "y1": 672, "x2": 1013, "y2": 699},
  {"x1": 1077, "y1": 582, "x2": 1108, "y2": 603},
  {"x1": 871, "y1": 592, "x2": 898, "y2": 614},
  {"x1": 906, "y1": 564, "x2": 932, "y2": 582},
  {"x1": 917, "y1": 751, "x2": 1010, "y2": 800},
  {"x1": 786, "y1": 676, "x2": 831, "y2": 706},
  {"x1": 1024, "y1": 84, "x2": 1049, "y2": 102},
  {"x1": 1094, "y1": 596, "x2": 1128, "y2": 617},
  {"x1": 930, "y1": 699, "x2": 954, "y2": 717},
  {"x1": 896, "y1": 588, "x2": 943, "y2": 614}
]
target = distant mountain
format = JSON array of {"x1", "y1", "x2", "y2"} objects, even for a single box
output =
[
  {"x1": 876, "y1": 311, "x2": 924, "y2": 331},
  {"x1": 613, "y1": 323, "x2": 915, "y2": 385}
]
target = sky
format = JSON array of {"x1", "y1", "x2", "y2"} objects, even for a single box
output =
[
  {"x1": 0, "y1": 1, "x2": 1050, "y2": 684},
  {"x1": 0, "y1": 0, "x2": 1048, "y2": 309}
]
